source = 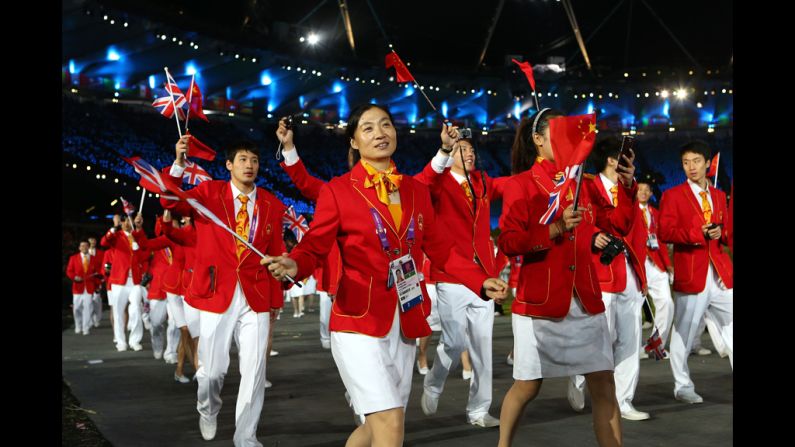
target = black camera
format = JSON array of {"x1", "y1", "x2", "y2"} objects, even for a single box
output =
[
  {"x1": 282, "y1": 115, "x2": 294, "y2": 131},
  {"x1": 140, "y1": 272, "x2": 153, "y2": 288},
  {"x1": 104, "y1": 262, "x2": 112, "y2": 274},
  {"x1": 597, "y1": 233, "x2": 626, "y2": 265},
  {"x1": 458, "y1": 128, "x2": 473, "y2": 139}
]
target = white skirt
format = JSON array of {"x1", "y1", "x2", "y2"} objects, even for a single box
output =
[
  {"x1": 330, "y1": 307, "x2": 415, "y2": 415},
  {"x1": 512, "y1": 297, "x2": 613, "y2": 380},
  {"x1": 425, "y1": 283, "x2": 441, "y2": 331},
  {"x1": 182, "y1": 299, "x2": 201, "y2": 338},
  {"x1": 289, "y1": 275, "x2": 316, "y2": 297}
]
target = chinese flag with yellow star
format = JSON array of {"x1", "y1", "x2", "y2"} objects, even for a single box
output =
[{"x1": 548, "y1": 113, "x2": 598, "y2": 172}]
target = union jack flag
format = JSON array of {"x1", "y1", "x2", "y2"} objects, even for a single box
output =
[
  {"x1": 538, "y1": 165, "x2": 580, "y2": 225},
  {"x1": 644, "y1": 328, "x2": 667, "y2": 361},
  {"x1": 183, "y1": 160, "x2": 212, "y2": 185},
  {"x1": 121, "y1": 155, "x2": 188, "y2": 200},
  {"x1": 152, "y1": 76, "x2": 188, "y2": 119},
  {"x1": 283, "y1": 206, "x2": 309, "y2": 242},
  {"x1": 120, "y1": 196, "x2": 135, "y2": 216}
]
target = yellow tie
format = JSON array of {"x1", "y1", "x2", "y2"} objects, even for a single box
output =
[
  {"x1": 236, "y1": 194, "x2": 250, "y2": 259},
  {"x1": 461, "y1": 181, "x2": 474, "y2": 204},
  {"x1": 699, "y1": 191, "x2": 712, "y2": 222},
  {"x1": 82, "y1": 255, "x2": 89, "y2": 273},
  {"x1": 640, "y1": 206, "x2": 649, "y2": 228},
  {"x1": 610, "y1": 185, "x2": 618, "y2": 207},
  {"x1": 362, "y1": 161, "x2": 403, "y2": 229}
]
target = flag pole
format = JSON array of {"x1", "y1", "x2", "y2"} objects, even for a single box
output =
[
  {"x1": 713, "y1": 153, "x2": 720, "y2": 188},
  {"x1": 390, "y1": 48, "x2": 437, "y2": 112},
  {"x1": 163, "y1": 67, "x2": 183, "y2": 139},
  {"x1": 185, "y1": 74, "x2": 194, "y2": 132},
  {"x1": 139, "y1": 188, "x2": 146, "y2": 214}
]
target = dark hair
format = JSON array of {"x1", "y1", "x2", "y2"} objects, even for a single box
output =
[
  {"x1": 510, "y1": 109, "x2": 564, "y2": 174},
  {"x1": 225, "y1": 140, "x2": 260, "y2": 163},
  {"x1": 679, "y1": 140, "x2": 711, "y2": 161},
  {"x1": 345, "y1": 104, "x2": 395, "y2": 168},
  {"x1": 593, "y1": 134, "x2": 622, "y2": 173},
  {"x1": 79, "y1": 240, "x2": 89, "y2": 245}
]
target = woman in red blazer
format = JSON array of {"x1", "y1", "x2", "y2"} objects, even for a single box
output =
[
  {"x1": 265, "y1": 103, "x2": 508, "y2": 447},
  {"x1": 497, "y1": 109, "x2": 637, "y2": 447}
]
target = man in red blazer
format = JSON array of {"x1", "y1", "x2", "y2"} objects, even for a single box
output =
[
  {"x1": 100, "y1": 213, "x2": 169, "y2": 352},
  {"x1": 66, "y1": 241, "x2": 101, "y2": 335},
  {"x1": 659, "y1": 140, "x2": 733, "y2": 404},
  {"x1": 636, "y1": 181, "x2": 674, "y2": 349},
  {"x1": 415, "y1": 126, "x2": 510, "y2": 428},
  {"x1": 568, "y1": 136, "x2": 650, "y2": 421},
  {"x1": 87, "y1": 237, "x2": 104, "y2": 328},
  {"x1": 162, "y1": 136, "x2": 286, "y2": 445}
]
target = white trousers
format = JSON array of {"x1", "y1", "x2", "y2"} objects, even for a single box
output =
[
  {"x1": 196, "y1": 283, "x2": 270, "y2": 447},
  {"x1": 669, "y1": 264, "x2": 733, "y2": 395},
  {"x1": 318, "y1": 291, "x2": 332, "y2": 344},
  {"x1": 573, "y1": 261, "x2": 644, "y2": 412},
  {"x1": 692, "y1": 313, "x2": 729, "y2": 357},
  {"x1": 424, "y1": 282, "x2": 495, "y2": 420},
  {"x1": 645, "y1": 258, "x2": 674, "y2": 346},
  {"x1": 112, "y1": 279, "x2": 144, "y2": 348},
  {"x1": 92, "y1": 292, "x2": 102, "y2": 326},
  {"x1": 72, "y1": 293, "x2": 93, "y2": 334},
  {"x1": 147, "y1": 298, "x2": 168, "y2": 356},
  {"x1": 165, "y1": 293, "x2": 186, "y2": 360}
]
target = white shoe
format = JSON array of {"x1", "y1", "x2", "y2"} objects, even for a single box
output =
[
  {"x1": 321, "y1": 339, "x2": 331, "y2": 350},
  {"x1": 293, "y1": 314, "x2": 300, "y2": 318},
  {"x1": 462, "y1": 369, "x2": 473, "y2": 380},
  {"x1": 567, "y1": 378, "x2": 585, "y2": 412},
  {"x1": 642, "y1": 321, "x2": 653, "y2": 330},
  {"x1": 299, "y1": 312, "x2": 304, "y2": 317},
  {"x1": 662, "y1": 351, "x2": 670, "y2": 360},
  {"x1": 416, "y1": 361, "x2": 429, "y2": 375},
  {"x1": 174, "y1": 373, "x2": 190, "y2": 384},
  {"x1": 620, "y1": 404, "x2": 651, "y2": 421},
  {"x1": 82, "y1": 331, "x2": 90, "y2": 336},
  {"x1": 153, "y1": 351, "x2": 163, "y2": 360},
  {"x1": 116, "y1": 344, "x2": 128, "y2": 352},
  {"x1": 692, "y1": 347, "x2": 712, "y2": 356},
  {"x1": 675, "y1": 390, "x2": 704, "y2": 404},
  {"x1": 164, "y1": 355, "x2": 177, "y2": 364},
  {"x1": 420, "y1": 390, "x2": 438, "y2": 416},
  {"x1": 469, "y1": 413, "x2": 500, "y2": 428},
  {"x1": 506, "y1": 353, "x2": 514, "y2": 366},
  {"x1": 93, "y1": 320, "x2": 100, "y2": 328},
  {"x1": 199, "y1": 416, "x2": 217, "y2": 441},
  {"x1": 269, "y1": 350, "x2": 279, "y2": 357},
  {"x1": 75, "y1": 328, "x2": 81, "y2": 334},
  {"x1": 265, "y1": 379, "x2": 273, "y2": 389},
  {"x1": 639, "y1": 350, "x2": 649, "y2": 359},
  {"x1": 130, "y1": 343, "x2": 143, "y2": 351}
]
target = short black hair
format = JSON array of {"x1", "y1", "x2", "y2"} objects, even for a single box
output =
[
  {"x1": 679, "y1": 140, "x2": 711, "y2": 161},
  {"x1": 593, "y1": 134, "x2": 622, "y2": 173},
  {"x1": 225, "y1": 140, "x2": 260, "y2": 163}
]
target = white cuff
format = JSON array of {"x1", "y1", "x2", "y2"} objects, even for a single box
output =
[
  {"x1": 169, "y1": 162, "x2": 185, "y2": 178},
  {"x1": 282, "y1": 147, "x2": 300, "y2": 166},
  {"x1": 431, "y1": 150, "x2": 451, "y2": 173}
]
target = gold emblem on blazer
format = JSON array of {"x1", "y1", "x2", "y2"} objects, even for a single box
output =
[
  {"x1": 266, "y1": 223, "x2": 272, "y2": 235},
  {"x1": 417, "y1": 213, "x2": 424, "y2": 231}
]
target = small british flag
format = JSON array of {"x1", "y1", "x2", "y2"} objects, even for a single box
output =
[
  {"x1": 282, "y1": 206, "x2": 309, "y2": 242},
  {"x1": 120, "y1": 196, "x2": 135, "y2": 216},
  {"x1": 644, "y1": 328, "x2": 668, "y2": 361},
  {"x1": 183, "y1": 160, "x2": 212, "y2": 185}
]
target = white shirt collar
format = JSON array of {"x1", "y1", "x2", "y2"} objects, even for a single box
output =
[
  {"x1": 230, "y1": 182, "x2": 257, "y2": 203},
  {"x1": 449, "y1": 170, "x2": 468, "y2": 184},
  {"x1": 687, "y1": 178, "x2": 710, "y2": 196}
]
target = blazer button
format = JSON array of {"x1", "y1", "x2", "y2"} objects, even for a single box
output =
[
  {"x1": 568, "y1": 235, "x2": 575, "y2": 241},
  {"x1": 569, "y1": 265, "x2": 576, "y2": 271},
  {"x1": 393, "y1": 248, "x2": 401, "y2": 256}
]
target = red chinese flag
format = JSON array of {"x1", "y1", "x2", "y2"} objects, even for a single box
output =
[
  {"x1": 706, "y1": 153, "x2": 720, "y2": 177},
  {"x1": 385, "y1": 52, "x2": 415, "y2": 83},
  {"x1": 188, "y1": 80, "x2": 209, "y2": 122},
  {"x1": 511, "y1": 58, "x2": 536, "y2": 92},
  {"x1": 547, "y1": 113, "x2": 598, "y2": 172},
  {"x1": 186, "y1": 133, "x2": 217, "y2": 161}
]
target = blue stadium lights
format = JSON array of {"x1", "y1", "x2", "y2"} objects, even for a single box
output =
[
  {"x1": 185, "y1": 62, "x2": 197, "y2": 76},
  {"x1": 106, "y1": 46, "x2": 121, "y2": 61},
  {"x1": 513, "y1": 101, "x2": 521, "y2": 119},
  {"x1": 662, "y1": 100, "x2": 670, "y2": 117},
  {"x1": 441, "y1": 101, "x2": 448, "y2": 118},
  {"x1": 69, "y1": 60, "x2": 76, "y2": 74},
  {"x1": 114, "y1": 81, "x2": 121, "y2": 90},
  {"x1": 149, "y1": 75, "x2": 156, "y2": 89},
  {"x1": 267, "y1": 103, "x2": 274, "y2": 112},
  {"x1": 405, "y1": 85, "x2": 415, "y2": 97},
  {"x1": 261, "y1": 73, "x2": 272, "y2": 86},
  {"x1": 332, "y1": 82, "x2": 343, "y2": 93}
]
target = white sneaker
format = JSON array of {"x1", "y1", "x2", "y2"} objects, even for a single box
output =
[
  {"x1": 153, "y1": 351, "x2": 163, "y2": 360},
  {"x1": 416, "y1": 361, "x2": 429, "y2": 375},
  {"x1": 265, "y1": 380, "x2": 273, "y2": 389},
  {"x1": 116, "y1": 343, "x2": 128, "y2": 352},
  {"x1": 269, "y1": 350, "x2": 279, "y2": 357},
  {"x1": 199, "y1": 416, "x2": 217, "y2": 441},
  {"x1": 639, "y1": 350, "x2": 649, "y2": 359},
  {"x1": 75, "y1": 328, "x2": 81, "y2": 334},
  {"x1": 620, "y1": 404, "x2": 651, "y2": 421},
  {"x1": 293, "y1": 313, "x2": 300, "y2": 318},
  {"x1": 164, "y1": 355, "x2": 177, "y2": 364},
  {"x1": 506, "y1": 353, "x2": 514, "y2": 366},
  {"x1": 420, "y1": 390, "x2": 438, "y2": 415},
  {"x1": 82, "y1": 331, "x2": 90, "y2": 336},
  {"x1": 567, "y1": 378, "x2": 585, "y2": 412},
  {"x1": 469, "y1": 413, "x2": 500, "y2": 428},
  {"x1": 692, "y1": 347, "x2": 712, "y2": 356},
  {"x1": 174, "y1": 373, "x2": 190, "y2": 384},
  {"x1": 462, "y1": 369, "x2": 473, "y2": 380},
  {"x1": 675, "y1": 390, "x2": 704, "y2": 404},
  {"x1": 321, "y1": 339, "x2": 331, "y2": 350},
  {"x1": 642, "y1": 321, "x2": 653, "y2": 330},
  {"x1": 130, "y1": 343, "x2": 143, "y2": 351}
]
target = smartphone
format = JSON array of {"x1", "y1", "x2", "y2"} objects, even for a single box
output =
[{"x1": 617, "y1": 136, "x2": 635, "y2": 168}]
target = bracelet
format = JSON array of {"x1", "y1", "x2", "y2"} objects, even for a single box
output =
[{"x1": 440, "y1": 146, "x2": 452, "y2": 154}]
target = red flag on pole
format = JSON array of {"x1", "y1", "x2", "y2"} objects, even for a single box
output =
[
  {"x1": 706, "y1": 152, "x2": 720, "y2": 177},
  {"x1": 385, "y1": 51, "x2": 415, "y2": 83},
  {"x1": 187, "y1": 77, "x2": 209, "y2": 123},
  {"x1": 186, "y1": 133, "x2": 217, "y2": 161},
  {"x1": 511, "y1": 58, "x2": 536, "y2": 92},
  {"x1": 548, "y1": 113, "x2": 598, "y2": 171}
]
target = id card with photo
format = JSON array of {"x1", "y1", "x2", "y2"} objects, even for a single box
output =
[
  {"x1": 389, "y1": 254, "x2": 423, "y2": 312},
  {"x1": 647, "y1": 233, "x2": 660, "y2": 250}
]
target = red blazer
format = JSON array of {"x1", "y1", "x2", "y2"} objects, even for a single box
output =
[
  {"x1": 100, "y1": 229, "x2": 169, "y2": 286},
  {"x1": 498, "y1": 161, "x2": 637, "y2": 318},
  {"x1": 584, "y1": 175, "x2": 647, "y2": 293},
  {"x1": 153, "y1": 218, "x2": 186, "y2": 296},
  {"x1": 508, "y1": 256, "x2": 522, "y2": 289},
  {"x1": 727, "y1": 182, "x2": 734, "y2": 254},
  {"x1": 88, "y1": 248, "x2": 105, "y2": 290},
  {"x1": 66, "y1": 253, "x2": 102, "y2": 294},
  {"x1": 102, "y1": 249, "x2": 114, "y2": 291},
  {"x1": 160, "y1": 221, "x2": 197, "y2": 298},
  {"x1": 639, "y1": 204, "x2": 672, "y2": 272},
  {"x1": 281, "y1": 157, "x2": 343, "y2": 295},
  {"x1": 414, "y1": 162, "x2": 510, "y2": 282},
  {"x1": 290, "y1": 162, "x2": 490, "y2": 339},
  {"x1": 659, "y1": 181, "x2": 733, "y2": 293},
  {"x1": 161, "y1": 180, "x2": 286, "y2": 313}
]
